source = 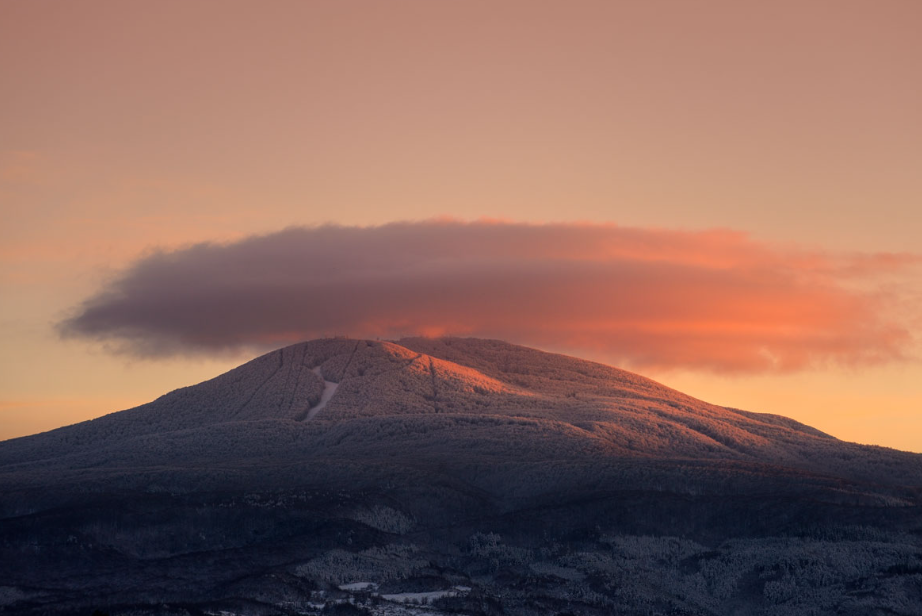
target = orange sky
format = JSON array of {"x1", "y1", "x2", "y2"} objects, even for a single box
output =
[{"x1": 1, "y1": 1, "x2": 920, "y2": 451}]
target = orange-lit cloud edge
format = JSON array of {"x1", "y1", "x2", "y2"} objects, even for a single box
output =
[{"x1": 58, "y1": 219, "x2": 919, "y2": 374}]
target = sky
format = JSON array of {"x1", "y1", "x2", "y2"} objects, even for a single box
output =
[{"x1": 1, "y1": 0, "x2": 920, "y2": 452}]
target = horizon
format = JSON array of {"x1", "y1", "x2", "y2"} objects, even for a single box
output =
[{"x1": 2, "y1": 0, "x2": 920, "y2": 453}]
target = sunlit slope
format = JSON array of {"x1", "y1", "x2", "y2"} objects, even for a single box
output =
[{"x1": 1, "y1": 338, "x2": 920, "y2": 499}]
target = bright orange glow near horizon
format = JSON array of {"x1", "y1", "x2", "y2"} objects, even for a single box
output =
[{"x1": 1, "y1": 1, "x2": 920, "y2": 452}]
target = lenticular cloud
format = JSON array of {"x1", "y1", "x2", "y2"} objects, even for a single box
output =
[{"x1": 58, "y1": 220, "x2": 916, "y2": 373}]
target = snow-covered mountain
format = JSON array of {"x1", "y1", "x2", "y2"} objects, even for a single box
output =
[
  {"x1": 2, "y1": 338, "x2": 921, "y2": 616},
  {"x1": 2, "y1": 337, "x2": 919, "y2": 496}
]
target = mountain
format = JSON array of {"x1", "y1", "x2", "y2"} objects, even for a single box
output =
[{"x1": 2, "y1": 338, "x2": 921, "y2": 616}]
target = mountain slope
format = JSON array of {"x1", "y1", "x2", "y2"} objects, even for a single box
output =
[
  {"x1": 1, "y1": 338, "x2": 921, "y2": 616},
  {"x1": 1, "y1": 337, "x2": 918, "y2": 494}
]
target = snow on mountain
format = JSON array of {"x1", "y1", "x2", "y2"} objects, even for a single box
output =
[
  {"x1": 1, "y1": 337, "x2": 920, "y2": 498},
  {"x1": 2, "y1": 338, "x2": 921, "y2": 616}
]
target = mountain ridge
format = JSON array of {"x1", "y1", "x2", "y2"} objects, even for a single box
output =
[
  {"x1": 3, "y1": 338, "x2": 922, "y2": 616},
  {"x1": 1, "y1": 337, "x2": 919, "y2": 493}
]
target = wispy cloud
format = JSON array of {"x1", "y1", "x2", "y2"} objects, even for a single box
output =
[{"x1": 58, "y1": 220, "x2": 918, "y2": 373}]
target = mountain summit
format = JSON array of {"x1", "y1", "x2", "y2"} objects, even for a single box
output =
[
  {"x1": 2, "y1": 339, "x2": 921, "y2": 616},
  {"x1": 2, "y1": 337, "x2": 918, "y2": 494}
]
